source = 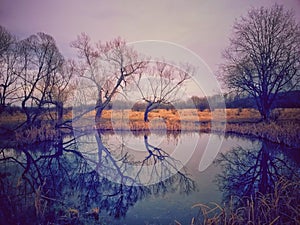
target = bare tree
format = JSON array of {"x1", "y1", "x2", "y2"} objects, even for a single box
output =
[
  {"x1": 0, "y1": 26, "x2": 20, "y2": 111},
  {"x1": 219, "y1": 4, "x2": 300, "y2": 121},
  {"x1": 71, "y1": 34, "x2": 146, "y2": 124},
  {"x1": 134, "y1": 62, "x2": 191, "y2": 122},
  {"x1": 18, "y1": 32, "x2": 64, "y2": 125}
]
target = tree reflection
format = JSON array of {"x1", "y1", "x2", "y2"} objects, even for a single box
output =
[
  {"x1": 76, "y1": 130, "x2": 195, "y2": 218},
  {"x1": 0, "y1": 131, "x2": 195, "y2": 224},
  {"x1": 0, "y1": 138, "x2": 86, "y2": 224},
  {"x1": 215, "y1": 141, "x2": 300, "y2": 201},
  {"x1": 142, "y1": 134, "x2": 195, "y2": 194}
]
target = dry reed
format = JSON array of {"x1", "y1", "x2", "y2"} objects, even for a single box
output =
[
  {"x1": 176, "y1": 176, "x2": 300, "y2": 225},
  {"x1": 2, "y1": 108, "x2": 300, "y2": 147}
]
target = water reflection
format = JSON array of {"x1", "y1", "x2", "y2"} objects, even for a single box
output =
[
  {"x1": 215, "y1": 141, "x2": 300, "y2": 201},
  {"x1": 76, "y1": 130, "x2": 194, "y2": 186},
  {"x1": 0, "y1": 130, "x2": 195, "y2": 224}
]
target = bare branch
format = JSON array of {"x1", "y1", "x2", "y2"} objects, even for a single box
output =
[{"x1": 219, "y1": 4, "x2": 300, "y2": 120}]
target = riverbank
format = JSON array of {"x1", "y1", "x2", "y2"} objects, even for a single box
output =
[
  {"x1": 1, "y1": 108, "x2": 300, "y2": 147},
  {"x1": 78, "y1": 108, "x2": 300, "y2": 148},
  {"x1": 224, "y1": 121, "x2": 300, "y2": 148}
]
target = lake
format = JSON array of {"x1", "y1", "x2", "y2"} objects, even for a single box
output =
[{"x1": 0, "y1": 131, "x2": 299, "y2": 224}]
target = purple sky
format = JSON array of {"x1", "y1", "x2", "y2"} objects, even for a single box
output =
[{"x1": 1, "y1": 0, "x2": 299, "y2": 80}]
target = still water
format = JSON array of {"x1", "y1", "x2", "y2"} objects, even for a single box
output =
[{"x1": 0, "y1": 131, "x2": 299, "y2": 224}]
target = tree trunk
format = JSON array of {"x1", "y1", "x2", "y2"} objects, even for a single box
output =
[
  {"x1": 144, "y1": 103, "x2": 153, "y2": 122},
  {"x1": 144, "y1": 102, "x2": 160, "y2": 122},
  {"x1": 258, "y1": 95, "x2": 271, "y2": 122},
  {"x1": 95, "y1": 106, "x2": 104, "y2": 125},
  {"x1": 22, "y1": 100, "x2": 31, "y2": 126},
  {"x1": 260, "y1": 104, "x2": 271, "y2": 122}
]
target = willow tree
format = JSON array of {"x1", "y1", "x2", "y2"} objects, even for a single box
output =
[{"x1": 219, "y1": 4, "x2": 300, "y2": 121}]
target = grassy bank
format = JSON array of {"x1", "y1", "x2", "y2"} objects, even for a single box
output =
[
  {"x1": 1, "y1": 108, "x2": 300, "y2": 147},
  {"x1": 75, "y1": 108, "x2": 300, "y2": 147},
  {"x1": 224, "y1": 121, "x2": 300, "y2": 148}
]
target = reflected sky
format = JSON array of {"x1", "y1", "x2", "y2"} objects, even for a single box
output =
[{"x1": 1, "y1": 131, "x2": 298, "y2": 224}]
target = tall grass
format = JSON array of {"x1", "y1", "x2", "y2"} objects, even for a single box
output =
[
  {"x1": 224, "y1": 121, "x2": 300, "y2": 147},
  {"x1": 177, "y1": 176, "x2": 300, "y2": 225}
]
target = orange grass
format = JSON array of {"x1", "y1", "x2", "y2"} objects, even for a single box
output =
[
  {"x1": 1, "y1": 108, "x2": 300, "y2": 147},
  {"x1": 73, "y1": 108, "x2": 300, "y2": 147}
]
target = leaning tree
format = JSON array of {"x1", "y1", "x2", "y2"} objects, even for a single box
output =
[
  {"x1": 71, "y1": 34, "x2": 146, "y2": 124},
  {"x1": 219, "y1": 4, "x2": 300, "y2": 121}
]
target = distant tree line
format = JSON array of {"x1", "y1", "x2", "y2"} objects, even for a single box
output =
[
  {"x1": 88, "y1": 90, "x2": 300, "y2": 112},
  {"x1": 1, "y1": 90, "x2": 299, "y2": 117},
  {"x1": 224, "y1": 91, "x2": 300, "y2": 109}
]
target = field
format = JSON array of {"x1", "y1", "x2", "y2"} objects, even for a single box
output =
[
  {"x1": 1, "y1": 108, "x2": 300, "y2": 147},
  {"x1": 73, "y1": 108, "x2": 261, "y2": 131},
  {"x1": 72, "y1": 108, "x2": 300, "y2": 147}
]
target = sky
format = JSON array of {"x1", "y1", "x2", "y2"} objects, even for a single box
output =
[{"x1": 1, "y1": 0, "x2": 300, "y2": 96}]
